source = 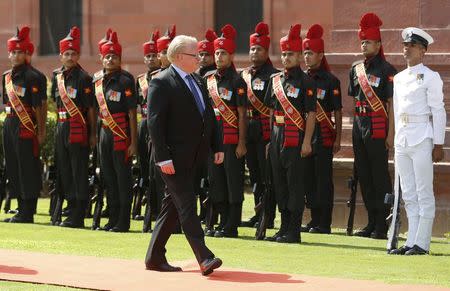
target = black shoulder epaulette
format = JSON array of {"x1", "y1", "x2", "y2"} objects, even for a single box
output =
[
  {"x1": 203, "y1": 69, "x2": 217, "y2": 78},
  {"x1": 92, "y1": 70, "x2": 104, "y2": 82}
]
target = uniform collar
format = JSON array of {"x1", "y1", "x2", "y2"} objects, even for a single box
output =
[
  {"x1": 407, "y1": 63, "x2": 424, "y2": 74},
  {"x1": 364, "y1": 53, "x2": 382, "y2": 69},
  {"x1": 307, "y1": 67, "x2": 326, "y2": 79},
  {"x1": 250, "y1": 59, "x2": 272, "y2": 75},
  {"x1": 104, "y1": 68, "x2": 122, "y2": 81},
  {"x1": 284, "y1": 66, "x2": 303, "y2": 79},
  {"x1": 215, "y1": 65, "x2": 234, "y2": 80},
  {"x1": 11, "y1": 63, "x2": 28, "y2": 76}
]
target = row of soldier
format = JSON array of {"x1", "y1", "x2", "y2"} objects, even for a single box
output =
[{"x1": 0, "y1": 13, "x2": 404, "y2": 243}]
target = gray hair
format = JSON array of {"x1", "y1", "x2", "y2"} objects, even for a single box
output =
[{"x1": 167, "y1": 35, "x2": 198, "y2": 63}]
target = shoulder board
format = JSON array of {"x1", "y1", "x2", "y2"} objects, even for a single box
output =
[
  {"x1": 92, "y1": 70, "x2": 104, "y2": 82},
  {"x1": 203, "y1": 69, "x2": 217, "y2": 78},
  {"x1": 351, "y1": 60, "x2": 364, "y2": 67},
  {"x1": 270, "y1": 71, "x2": 282, "y2": 79},
  {"x1": 3, "y1": 69, "x2": 12, "y2": 76}
]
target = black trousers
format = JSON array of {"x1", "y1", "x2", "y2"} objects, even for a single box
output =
[
  {"x1": 304, "y1": 146, "x2": 334, "y2": 230},
  {"x1": 269, "y1": 126, "x2": 307, "y2": 212},
  {"x1": 246, "y1": 119, "x2": 267, "y2": 207},
  {"x1": 99, "y1": 127, "x2": 132, "y2": 230},
  {"x1": 3, "y1": 117, "x2": 42, "y2": 199},
  {"x1": 149, "y1": 149, "x2": 166, "y2": 216},
  {"x1": 145, "y1": 167, "x2": 214, "y2": 266},
  {"x1": 352, "y1": 122, "x2": 391, "y2": 233},
  {"x1": 208, "y1": 144, "x2": 245, "y2": 233},
  {"x1": 55, "y1": 121, "x2": 89, "y2": 201}
]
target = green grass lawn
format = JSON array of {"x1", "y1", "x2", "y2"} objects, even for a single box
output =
[{"x1": 0, "y1": 197, "x2": 449, "y2": 291}]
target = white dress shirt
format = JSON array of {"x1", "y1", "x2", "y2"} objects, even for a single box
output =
[{"x1": 393, "y1": 63, "x2": 446, "y2": 147}]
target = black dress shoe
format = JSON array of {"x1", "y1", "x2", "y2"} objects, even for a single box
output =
[
  {"x1": 133, "y1": 215, "x2": 144, "y2": 221},
  {"x1": 9, "y1": 215, "x2": 33, "y2": 223},
  {"x1": 109, "y1": 226, "x2": 129, "y2": 233},
  {"x1": 405, "y1": 245, "x2": 429, "y2": 255},
  {"x1": 241, "y1": 216, "x2": 258, "y2": 227},
  {"x1": 60, "y1": 221, "x2": 85, "y2": 228},
  {"x1": 300, "y1": 225, "x2": 312, "y2": 232},
  {"x1": 389, "y1": 245, "x2": 412, "y2": 255},
  {"x1": 146, "y1": 262, "x2": 182, "y2": 272},
  {"x1": 276, "y1": 234, "x2": 300, "y2": 244},
  {"x1": 265, "y1": 232, "x2": 283, "y2": 242},
  {"x1": 353, "y1": 228, "x2": 373, "y2": 237},
  {"x1": 214, "y1": 230, "x2": 238, "y2": 238},
  {"x1": 370, "y1": 231, "x2": 387, "y2": 240},
  {"x1": 309, "y1": 227, "x2": 331, "y2": 234},
  {"x1": 100, "y1": 224, "x2": 113, "y2": 231},
  {"x1": 204, "y1": 228, "x2": 215, "y2": 237},
  {"x1": 200, "y1": 257, "x2": 222, "y2": 276}
]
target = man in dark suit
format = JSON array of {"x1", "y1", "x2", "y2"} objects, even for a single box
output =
[{"x1": 145, "y1": 35, "x2": 224, "y2": 276}]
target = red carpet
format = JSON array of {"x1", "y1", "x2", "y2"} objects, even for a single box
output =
[{"x1": 0, "y1": 249, "x2": 448, "y2": 291}]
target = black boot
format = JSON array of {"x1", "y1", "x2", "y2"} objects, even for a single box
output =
[
  {"x1": 217, "y1": 203, "x2": 241, "y2": 238},
  {"x1": 277, "y1": 211, "x2": 301, "y2": 243},
  {"x1": 61, "y1": 200, "x2": 86, "y2": 228},
  {"x1": 265, "y1": 210, "x2": 289, "y2": 241},
  {"x1": 110, "y1": 201, "x2": 131, "y2": 232},
  {"x1": 354, "y1": 209, "x2": 376, "y2": 237},
  {"x1": 10, "y1": 198, "x2": 35, "y2": 223}
]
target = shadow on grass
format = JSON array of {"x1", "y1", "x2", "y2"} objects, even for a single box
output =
[{"x1": 184, "y1": 269, "x2": 304, "y2": 284}]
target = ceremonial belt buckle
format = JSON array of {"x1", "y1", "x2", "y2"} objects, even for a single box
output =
[
  {"x1": 5, "y1": 106, "x2": 11, "y2": 114},
  {"x1": 400, "y1": 113, "x2": 408, "y2": 125},
  {"x1": 275, "y1": 115, "x2": 285, "y2": 124},
  {"x1": 58, "y1": 111, "x2": 68, "y2": 119},
  {"x1": 214, "y1": 108, "x2": 220, "y2": 116}
]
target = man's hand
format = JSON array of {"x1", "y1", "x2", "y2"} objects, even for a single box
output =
[
  {"x1": 127, "y1": 142, "x2": 137, "y2": 157},
  {"x1": 235, "y1": 142, "x2": 247, "y2": 159},
  {"x1": 300, "y1": 142, "x2": 312, "y2": 158},
  {"x1": 432, "y1": 145, "x2": 444, "y2": 163},
  {"x1": 160, "y1": 162, "x2": 176, "y2": 175},
  {"x1": 214, "y1": 152, "x2": 224, "y2": 165},
  {"x1": 385, "y1": 133, "x2": 394, "y2": 150}
]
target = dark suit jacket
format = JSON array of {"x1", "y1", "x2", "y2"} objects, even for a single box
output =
[{"x1": 147, "y1": 65, "x2": 221, "y2": 171}]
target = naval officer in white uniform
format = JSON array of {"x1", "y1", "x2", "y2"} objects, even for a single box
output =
[{"x1": 390, "y1": 27, "x2": 446, "y2": 255}]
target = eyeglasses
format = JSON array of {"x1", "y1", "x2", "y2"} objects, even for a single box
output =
[{"x1": 181, "y1": 52, "x2": 198, "y2": 58}]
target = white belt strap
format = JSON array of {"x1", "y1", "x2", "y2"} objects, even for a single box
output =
[{"x1": 400, "y1": 114, "x2": 430, "y2": 124}]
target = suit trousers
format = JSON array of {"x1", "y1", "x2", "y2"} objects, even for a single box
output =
[
  {"x1": 396, "y1": 138, "x2": 435, "y2": 250},
  {"x1": 145, "y1": 166, "x2": 214, "y2": 266}
]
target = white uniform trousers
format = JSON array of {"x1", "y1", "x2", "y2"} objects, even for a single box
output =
[{"x1": 395, "y1": 138, "x2": 435, "y2": 251}]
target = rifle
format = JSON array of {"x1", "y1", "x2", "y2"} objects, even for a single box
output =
[
  {"x1": 142, "y1": 172, "x2": 154, "y2": 233},
  {"x1": 386, "y1": 160, "x2": 402, "y2": 252},
  {"x1": 47, "y1": 164, "x2": 57, "y2": 216},
  {"x1": 91, "y1": 162, "x2": 104, "y2": 230},
  {"x1": 131, "y1": 165, "x2": 145, "y2": 220},
  {"x1": 255, "y1": 153, "x2": 275, "y2": 240},
  {"x1": 346, "y1": 161, "x2": 358, "y2": 236},
  {"x1": 85, "y1": 153, "x2": 97, "y2": 219},
  {"x1": 0, "y1": 161, "x2": 6, "y2": 211},
  {"x1": 50, "y1": 161, "x2": 64, "y2": 226}
]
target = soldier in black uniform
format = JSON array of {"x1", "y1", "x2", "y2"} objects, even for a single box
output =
[
  {"x1": 2, "y1": 27, "x2": 45, "y2": 223},
  {"x1": 206, "y1": 24, "x2": 248, "y2": 238},
  {"x1": 50, "y1": 27, "x2": 96, "y2": 228},
  {"x1": 95, "y1": 31, "x2": 138, "y2": 232},
  {"x1": 302, "y1": 24, "x2": 342, "y2": 234},
  {"x1": 264, "y1": 24, "x2": 317, "y2": 243},
  {"x1": 135, "y1": 30, "x2": 161, "y2": 221},
  {"x1": 349, "y1": 13, "x2": 396, "y2": 239},
  {"x1": 195, "y1": 29, "x2": 217, "y2": 225},
  {"x1": 240, "y1": 22, "x2": 279, "y2": 228}
]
